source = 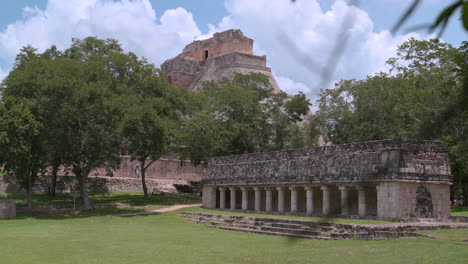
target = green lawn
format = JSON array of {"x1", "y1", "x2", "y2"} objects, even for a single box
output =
[
  {"x1": 0, "y1": 191, "x2": 200, "y2": 215},
  {"x1": 451, "y1": 206, "x2": 468, "y2": 216},
  {"x1": 0, "y1": 207, "x2": 467, "y2": 264}
]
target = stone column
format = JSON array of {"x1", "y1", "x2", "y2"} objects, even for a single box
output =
[
  {"x1": 305, "y1": 187, "x2": 314, "y2": 215},
  {"x1": 357, "y1": 185, "x2": 367, "y2": 217},
  {"x1": 339, "y1": 186, "x2": 349, "y2": 215},
  {"x1": 229, "y1": 187, "x2": 237, "y2": 210},
  {"x1": 321, "y1": 186, "x2": 330, "y2": 215},
  {"x1": 289, "y1": 187, "x2": 298, "y2": 213},
  {"x1": 277, "y1": 187, "x2": 285, "y2": 213},
  {"x1": 265, "y1": 187, "x2": 273, "y2": 212},
  {"x1": 241, "y1": 187, "x2": 249, "y2": 211},
  {"x1": 254, "y1": 187, "x2": 262, "y2": 211},
  {"x1": 202, "y1": 186, "x2": 218, "y2": 209},
  {"x1": 219, "y1": 187, "x2": 226, "y2": 209}
]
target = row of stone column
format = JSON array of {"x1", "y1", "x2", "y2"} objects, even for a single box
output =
[{"x1": 217, "y1": 185, "x2": 368, "y2": 217}]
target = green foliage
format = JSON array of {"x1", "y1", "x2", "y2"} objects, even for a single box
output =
[
  {"x1": 392, "y1": 0, "x2": 467, "y2": 35},
  {"x1": 0, "y1": 97, "x2": 44, "y2": 207},
  {"x1": 1, "y1": 37, "x2": 166, "y2": 207},
  {"x1": 314, "y1": 38, "x2": 468, "y2": 204},
  {"x1": 463, "y1": 2, "x2": 468, "y2": 30},
  {"x1": 285, "y1": 92, "x2": 311, "y2": 123},
  {"x1": 179, "y1": 73, "x2": 312, "y2": 163}
]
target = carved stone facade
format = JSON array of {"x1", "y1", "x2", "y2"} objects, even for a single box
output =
[
  {"x1": 202, "y1": 138, "x2": 452, "y2": 219},
  {"x1": 161, "y1": 29, "x2": 281, "y2": 92}
]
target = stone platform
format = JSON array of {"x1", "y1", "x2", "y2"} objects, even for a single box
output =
[
  {"x1": 0, "y1": 200, "x2": 16, "y2": 219},
  {"x1": 180, "y1": 212, "x2": 468, "y2": 240}
]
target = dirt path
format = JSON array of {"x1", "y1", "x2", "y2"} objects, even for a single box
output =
[{"x1": 120, "y1": 203, "x2": 201, "y2": 216}]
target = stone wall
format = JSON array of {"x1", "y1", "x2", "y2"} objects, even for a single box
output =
[
  {"x1": 203, "y1": 138, "x2": 452, "y2": 185},
  {"x1": 53, "y1": 157, "x2": 204, "y2": 181},
  {"x1": 181, "y1": 29, "x2": 253, "y2": 61},
  {"x1": 161, "y1": 29, "x2": 282, "y2": 93},
  {"x1": 1, "y1": 175, "x2": 197, "y2": 194},
  {"x1": 188, "y1": 52, "x2": 280, "y2": 92},
  {"x1": 377, "y1": 182, "x2": 450, "y2": 219}
]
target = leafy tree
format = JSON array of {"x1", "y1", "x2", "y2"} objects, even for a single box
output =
[
  {"x1": 180, "y1": 73, "x2": 312, "y2": 162},
  {"x1": 285, "y1": 92, "x2": 311, "y2": 123},
  {"x1": 119, "y1": 75, "x2": 190, "y2": 197},
  {"x1": 314, "y1": 38, "x2": 467, "y2": 204},
  {"x1": 0, "y1": 97, "x2": 44, "y2": 208},
  {"x1": 2, "y1": 38, "x2": 132, "y2": 209}
]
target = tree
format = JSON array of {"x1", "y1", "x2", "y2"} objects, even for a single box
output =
[
  {"x1": 313, "y1": 38, "x2": 467, "y2": 204},
  {"x1": 180, "y1": 73, "x2": 312, "y2": 162},
  {"x1": 119, "y1": 86, "x2": 190, "y2": 197},
  {"x1": 2, "y1": 38, "x2": 131, "y2": 209},
  {"x1": 0, "y1": 97, "x2": 44, "y2": 209}
]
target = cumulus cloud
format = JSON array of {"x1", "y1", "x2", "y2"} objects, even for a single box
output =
[
  {"x1": 202, "y1": 0, "x2": 417, "y2": 100},
  {"x1": 275, "y1": 75, "x2": 311, "y2": 95},
  {"x1": 0, "y1": 0, "x2": 200, "y2": 74},
  {"x1": 0, "y1": 0, "x2": 421, "y2": 103}
]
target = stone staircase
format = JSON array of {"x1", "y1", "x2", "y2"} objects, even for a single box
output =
[{"x1": 180, "y1": 212, "x2": 468, "y2": 240}]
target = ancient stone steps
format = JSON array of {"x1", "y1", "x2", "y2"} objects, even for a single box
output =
[
  {"x1": 180, "y1": 212, "x2": 465, "y2": 240},
  {"x1": 215, "y1": 225, "x2": 331, "y2": 240},
  {"x1": 226, "y1": 223, "x2": 324, "y2": 237}
]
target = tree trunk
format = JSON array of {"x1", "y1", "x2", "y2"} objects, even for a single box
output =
[
  {"x1": 49, "y1": 163, "x2": 59, "y2": 197},
  {"x1": 27, "y1": 172, "x2": 33, "y2": 210},
  {"x1": 141, "y1": 160, "x2": 149, "y2": 198},
  {"x1": 464, "y1": 188, "x2": 468, "y2": 207},
  {"x1": 76, "y1": 173, "x2": 92, "y2": 210}
]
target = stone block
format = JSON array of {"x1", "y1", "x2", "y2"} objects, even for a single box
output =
[{"x1": 0, "y1": 200, "x2": 16, "y2": 219}]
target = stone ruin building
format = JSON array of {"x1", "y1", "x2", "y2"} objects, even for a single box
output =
[
  {"x1": 161, "y1": 29, "x2": 281, "y2": 92},
  {"x1": 202, "y1": 138, "x2": 453, "y2": 219}
]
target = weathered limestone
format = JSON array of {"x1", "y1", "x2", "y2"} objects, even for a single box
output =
[
  {"x1": 357, "y1": 185, "x2": 367, "y2": 217},
  {"x1": 202, "y1": 139, "x2": 453, "y2": 219},
  {"x1": 229, "y1": 187, "x2": 237, "y2": 210},
  {"x1": 277, "y1": 187, "x2": 285, "y2": 213},
  {"x1": 219, "y1": 187, "x2": 226, "y2": 209},
  {"x1": 202, "y1": 186, "x2": 217, "y2": 209},
  {"x1": 254, "y1": 187, "x2": 262, "y2": 211},
  {"x1": 241, "y1": 187, "x2": 249, "y2": 210},
  {"x1": 265, "y1": 187, "x2": 273, "y2": 212},
  {"x1": 161, "y1": 29, "x2": 281, "y2": 92},
  {"x1": 290, "y1": 187, "x2": 298, "y2": 213},
  {"x1": 339, "y1": 186, "x2": 349, "y2": 216},
  {"x1": 305, "y1": 187, "x2": 314, "y2": 215},
  {"x1": 321, "y1": 186, "x2": 330, "y2": 215},
  {"x1": 0, "y1": 200, "x2": 16, "y2": 219}
]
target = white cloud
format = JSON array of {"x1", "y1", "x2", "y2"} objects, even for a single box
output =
[
  {"x1": 202, "y1": 0, "x2": 417, "y2": 100},
  {"x1": 275, "y1": 75, "x2": 311, "y2": 95},
  {"x1": 0, "y1": 66, "x2": 7, "y2": 83},
  {"x1": 0, "y1": 0, "x2": 422, "y2": 103},
  {"x1": 0, "y1": 0, "x2": 201, "y2": 75}
]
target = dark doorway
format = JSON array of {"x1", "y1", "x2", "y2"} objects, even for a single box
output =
[{"x1": 204, "y1": 50, "x2": 209, "y2": 60}]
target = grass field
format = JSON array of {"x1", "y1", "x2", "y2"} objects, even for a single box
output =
[
  {"x1": 451, "y1": 206, "x2": 468, "y2": 216},
  {"x1": 0, "y1": 207, "x2": 467, "y2": 264},
  {"x1": 1, "y1": 192, "x2": 468, "y2": 264},
  {"x1": 0, "y1": 191, "x2": 201, "y2": 217}
]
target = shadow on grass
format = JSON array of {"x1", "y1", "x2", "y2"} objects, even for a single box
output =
[
  {"x1": 1, "y1": 192, "x2": 201, "y2": 208},
  {"x1": 0, "y1": 192, "x2": 201, "y2": 220},
  {"x1": 12, "y1": 207, "x2": 150, "y2": 220},
  {"x1": 451, "y1": 206, "x2": 468, "y2": 213}
]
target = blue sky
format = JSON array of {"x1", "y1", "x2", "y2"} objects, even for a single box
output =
[{"x1": 1, "y1": 0, "x2": 466, "y2": 100}]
